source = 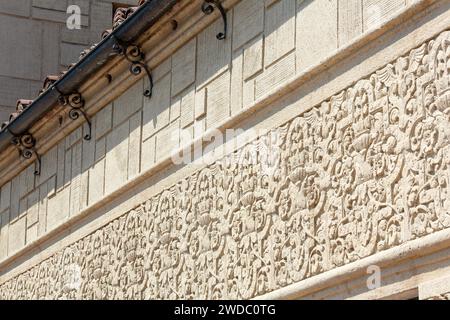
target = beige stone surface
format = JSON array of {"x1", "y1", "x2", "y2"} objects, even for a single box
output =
[
  {"x1": 419, "y1": 275, "x2": 450, "y2": 300},
  {"x1": 363, "y1": 0, "x2": 406, "y2": 31},
  {"x1": 0, "y1": 0, "x2": 447, "y2": 300},
  {"x1": 2, "y1": 17, "x2": 450, "y2": 298},
  {"x1": 179, "y1": 87, "x2": 196, "y2": 129},
  {"x1": 196, "y1": 12, "x2": 232, "y2": 88},
  {"x1": 171, "y1": 38, "x2": 197, "y2": 97},
  {"x1": 338, "y1": 0, "x2": 363, "y2": 46},
  {"x1": 105, "y1": 120, "x2": 129, "y2": 195},
  {"x1": 264, "y1": 0, "x2": 296, "y2": 66},
  {"x1": 7, "y1": 216, "x2": 26, "y2": 254},
  {"x1": 206, "y1": 71, "x2": 231, "y2": 129},
  {"x1": 243, "y1": 35, "x2": 264, "y2": 80},
  {"x1": 143, "y1": 74, "x2": 171, "y2": 140},
  {"x1": 296, "y1": 0, "x2": 338, "y2": 72},
  {"x1": 232, "y1": 0, "x2": 264, "y2": 50}
]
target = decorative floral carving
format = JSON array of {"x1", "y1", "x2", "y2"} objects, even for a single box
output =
[{"x1": 2, "y1": 30, "x2": 450, "y2": 300}]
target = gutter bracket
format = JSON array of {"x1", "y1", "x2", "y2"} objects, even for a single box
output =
[
  {"x1": 113, "y1": 41, "x2": 153, "y2": 98},
  {"x1": 202, "y1": 0, "x2": 227, "y2": 40},
  {"x1": 58, "y1": 92, "x2": 92, "y2": 141},
  {"x1": 10, "y1": 131, "x2": 41, "y2": 176}
]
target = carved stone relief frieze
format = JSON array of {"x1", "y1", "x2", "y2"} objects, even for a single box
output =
[{"x1": 1, "y1": 30, "x2": 450, "y2": 300}]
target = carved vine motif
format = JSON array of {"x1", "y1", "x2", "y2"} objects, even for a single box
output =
[{"x1": 2, "y1": 30, "x2": 450, "y2": 300}]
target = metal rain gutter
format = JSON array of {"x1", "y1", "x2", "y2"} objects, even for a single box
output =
[{"x1": 0, "y1": 0, "x2": 178, "y2": 152}]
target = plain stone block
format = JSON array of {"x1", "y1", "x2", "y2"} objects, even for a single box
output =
[
  {"x1": 338, "y1": 0, "x2": 363, "y2": 46},
  {"x1": 41, "y1": 21, "x2": 61, "y2": 78},
  {"x1": 206, "y1": 71, "x2": 230, "y2": 129},
  {"x1": 64, "y1": 147, "x2": 72, "y2": 187},
  {"x1": 96, "y1": 104, "x2": 113, "y2": 139},
  {"x1": 419, "y1": 275, "x2": 450, "y2": 300},
  {"x1": 255, "y1": 51, "x2": 295, "y2": 100},
  {"x1": 105, "y1": 120, "x2": 129, "y2": 194},
  {"x1": 70, "y1": 142, "x2": 82, "y2": 217},
  {"x1": 61, "y1": 27, "x2": 92, "y2": 46},
  {"x1": 8, "y1": 216, "x2": 26, "y2": 254},
  {"x1": 37, "y1": 181, "x2": 49, "y2": 236},
  {"x1": 155, "y1": 120, "x2": 180, "y2": 162},
  {"x1": 363, "y1": 0, "x2": 405, "y2": 31},
  {"x1": 195, "y1": 88, "x2": 207, "y2": 120},
  {"x1": 296, "y1": 0, "x2": 338, "y2": 72},
  {"x1": 9, "y1": 177, "x2": 20, "y2": 221},
  {"x1": 170, "y1": 96, "x2": 181, "y2": 122},
  {"x1": 26, "y1": 189, "x2": 40, "y2": 227},
  {"x1": 26, "y1": 223, "x2": 38, "y2": 244},
  {"x1": 47, "y1": 187, "x2": 70, "y2": 231},
  {"x1": 56, "y1": 141, "x2": 66, "y2": 190},
  {"x1": 82, "y1": 121, "x2": 96, "y2": 171},
  {"x1": 243, "y1": 76, "x2": 255, "y2": 108},
  {"x1": 0, "y1": 77, "x2": 39, "y2": 108},
  {"x1": 60, "y1": 42, "x2": 87, "y2": 67},
  {"x1": 231, "y1": 50, "x2": 244, "y2": 116},
  {"x1": 66, "y1": 126, "x2": 82, "y2": 150},
  {"x1": 0, "y1": 0, "x2": 31, "y2": 17},
  {"x1": 32, "y1": 7, "x2": 89, "y2": 27},
  {"x1": 95, "y1": 136, "x2": 106, "y2": 162},
  {"x1": 143, "y1": 74, "x2": 171, "y2": 140},
  {"x1": 90, "y1": 1, "x2": 112, "y2": 43},
  {"x1": 153, "y1": 57, "x2": 172, "y2": 83},
  {"x1": 243, "y1": 35, "x2": 264, "y2": 80},
  {"x1": 196, "y1": 11, "x2": 232, "y2": 88},
  {"x1": 37, "y1": 145, "x2": 57, "y2": 186},
  {"x1": 0, "y1": 16, "x2": 42, "y2": 80},
  {"x1": 113, "y1": 80, "x2": 143, "y2": 128},
  {"x1": 141, "y1": 135, "x2": 156, "y2": 171},
  {"x1": 180, "y1": 87, "x2": 196, "y2": 129},
  {"x1": 128, "y1": 112, "x2": 142, "y2": 179},
  {"x1": 171, "y1": 38, "x2": 196, "y2": 97},
  {"x1": 194, "y1": 118, "x2": 206, "y2": 139},
  {"x1": 264, "y1": 0, "x2": 296, "y2": 66},
  {"x1": 88, "y1": 158, "x2": 105, "y2": 205},
  {"x1": 0, "y1": 209, "x2": 9, "y2": 260},
  {"x1": 32, "y1": 0, "x2": 68, "y2": 11},
  {"x1": 233, "y1": 0, "x2": 264, "y2": 50},
  {"x1": 0, "y1": 181, "x2": 11, "y2": 212}
]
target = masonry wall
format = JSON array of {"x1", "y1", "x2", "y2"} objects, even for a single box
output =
[
  {"x1": 0, "y1": 0, "x2": 445, "y2": 299},
  {"x1": 0, "y1": 0, "x2": 413, "y2": 261},
  {"x1": 0, "y1": 0, "x2": 137, "y2": 122}
]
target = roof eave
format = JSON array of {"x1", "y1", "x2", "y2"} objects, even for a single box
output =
[{"x1": 0, "y1": 0, "x2": 178, "y2": 151}]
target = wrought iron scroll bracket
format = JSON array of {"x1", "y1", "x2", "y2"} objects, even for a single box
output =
[
  {"x1": 58, "y1": 92, "x2": 92, "y2": 141},
  {"x1": 202, "y1": 0, "x2": 227, "y2": 40},
  {"x1": 10, "y1": 132, "x2": 41, "y2": 176},
  {"x1": 113, "y1": 42, "x2": 153, "y2": 98}
]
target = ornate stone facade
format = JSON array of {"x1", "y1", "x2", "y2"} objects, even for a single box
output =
[{"x1": 1, "y1": 28, "x2": 450, "y2": 300}]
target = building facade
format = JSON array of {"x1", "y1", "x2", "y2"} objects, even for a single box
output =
[
  {"x1": 0, "y1": 0, "x2": 137, "y2": 122},
  {"x1": 0, "y1": 0, "x2": 450, "y2": 299}
]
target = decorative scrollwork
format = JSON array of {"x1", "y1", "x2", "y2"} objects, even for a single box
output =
[
  {"x1": 10, "y1": 133, "x2": 41, "y2": 176},
  {"x1": 58, "y1": 92, "x2": 92, "y2": 141},
  {"x1": 5, "y1": 25, "x2": 450, "y2": 302},
  {"x1": 114, "y1": 43, "x2": 153, "y2": 98},
  {"x1": 202, "y1": 0, "x2": 227, "y2": 40}
]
